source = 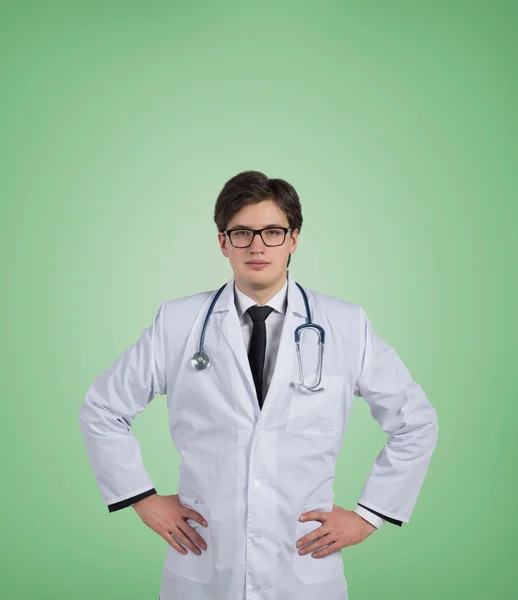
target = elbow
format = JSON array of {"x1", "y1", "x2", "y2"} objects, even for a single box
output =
[
  {"x1": 78, "y1": 395, "x2": 93, "y2": 434},
  {"x1": 413, "y1": 405, "x2": 439, "y2": 455},
  {"x1": 418, "y1": 403, "x2": 439, "y2": 450},
  {"x1": 78, "y1": 389, "x2": 131, "y2": 436},
  {"x1": 429, "y1": 407, "x2": 439, "y2": 449},
  {"x1": 78, "y1": 391, "x2": 107, "y2": 436},
  {"x1": 390, "y1": 401, "x2": 439, "y2": 461}
]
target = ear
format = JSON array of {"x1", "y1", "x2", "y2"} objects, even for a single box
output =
[
  {"x1": 218, "y1": 232, "x2": 229, "y2": 257},
  {"x1": 289, "y1": 229, "x2": 299, "y2": 252}
]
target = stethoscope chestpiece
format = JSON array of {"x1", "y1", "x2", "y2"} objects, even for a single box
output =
[{"x1": 190, "y1": 351, "x2": 210, "y2": 370}]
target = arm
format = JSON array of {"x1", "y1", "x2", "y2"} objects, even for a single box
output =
[
  {"x1": 78, "y1": 302, "x2": 168, "y2": 512},
  {"x1": 353, "y1": 305, "x2": 439, "y2": 525}
]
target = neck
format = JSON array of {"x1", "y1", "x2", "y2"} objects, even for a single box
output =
[{"x1": 235, "y1": 271, "x2": 288, "y2": 305}]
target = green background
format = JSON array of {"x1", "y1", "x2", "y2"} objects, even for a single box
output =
[{"x1": 2, "y1": 1, "x2": 516, "y2": 598}]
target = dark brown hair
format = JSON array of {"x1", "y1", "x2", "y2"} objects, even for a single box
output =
[{"x1": 213, "y1": 170, "x2": 303, "y2": 268}]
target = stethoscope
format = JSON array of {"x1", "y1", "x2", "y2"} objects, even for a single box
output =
[{"x1": 190, "y1": 280, "x2": 327, "y2": 391}]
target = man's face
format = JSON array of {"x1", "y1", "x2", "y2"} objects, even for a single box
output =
[{"x1": 218, "y1": 199, "x2": 298, "y2": 289}]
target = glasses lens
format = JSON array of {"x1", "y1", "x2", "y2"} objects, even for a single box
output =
[
  {"x1": 230, "y1": 229, "x2": 253, "y2": 247},
  {"x1": 261, "y1": 228, "x2": 286, "y2": 246}
]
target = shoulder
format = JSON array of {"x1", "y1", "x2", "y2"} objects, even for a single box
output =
[
  {"x1": 303, "y1": 285, "x2": 362, "y2": 322},
  {"x1": 302, "y1": 286, "x2": 370, "y2": 351},
  {"x1": 156, "y1": 288, "x2": 218, "y2": 324}
]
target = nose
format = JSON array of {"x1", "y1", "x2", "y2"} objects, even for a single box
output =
[{"x1": 249, "y1": 231, "x2": 267, "y2": 249}]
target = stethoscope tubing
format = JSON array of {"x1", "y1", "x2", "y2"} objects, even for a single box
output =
[{"x1": 191, "y1": 279, "x2": 326, "y2": 391}]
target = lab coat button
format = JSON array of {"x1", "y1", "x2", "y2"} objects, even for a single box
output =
[{"x1": 254, "y1": 478, "x2": 262, "y2": 486}]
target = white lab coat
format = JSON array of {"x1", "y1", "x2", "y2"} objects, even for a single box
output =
[{"x1": 79, "y1": 269, "x2": 439, "y2": 600}]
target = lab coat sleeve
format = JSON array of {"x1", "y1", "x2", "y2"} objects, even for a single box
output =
[
  {"x1": 354, "y1": 502, "x2": 405, "y2": 528},
  {"x1": 108, "y1": 487, "x2": 157, "y2": 513},
  {"x1": 353, "y1": 505, "x2": 386, "y2": 529},
  {"x1": 353, "y1": 305, "x2": 439, "y2": 524},
  {"x1": 78, "y1": 302, "x2": 168, "y2": 510}
]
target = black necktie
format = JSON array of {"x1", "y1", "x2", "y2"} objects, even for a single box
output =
[{"x1": 246, "y1": 305, "x2": 274, "y2": 409}]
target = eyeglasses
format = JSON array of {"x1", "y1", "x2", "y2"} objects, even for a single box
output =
[{"x1": 224, "y1": 226, "x2": 292, "y2": 248}]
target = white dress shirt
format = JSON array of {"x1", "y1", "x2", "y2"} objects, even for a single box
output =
[
  {"x1": 233, "y1": 278, "x2": 387, "y2": 530},
  {"x1": 234, "y1": 277, "x2": 288, "y2": 404}
]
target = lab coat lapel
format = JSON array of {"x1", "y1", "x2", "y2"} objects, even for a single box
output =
[
  {"x1": 213, "y1": 270, "x2": 307, "y2": 416},
  {"x1": 215, "y1": 275, "x2": 257, "y2": 403},
  {"x1": 261, "y1": 271, "x2": 306, "y2": 415}
]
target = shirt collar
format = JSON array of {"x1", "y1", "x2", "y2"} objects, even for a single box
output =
[{"x1": 234, "y1": 275, "x2": 288, "y2": 319}]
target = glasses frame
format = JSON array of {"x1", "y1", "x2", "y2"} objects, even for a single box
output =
[{"x1": 224, "y1": 226, "x2": 292, "y2": 248}]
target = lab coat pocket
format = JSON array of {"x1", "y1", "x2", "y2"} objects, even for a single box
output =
[
  {"x1": 293, "y1": 502, "x2": 343, "y2": 584},
  {"x1": 163, "y1": 495, "x2": 214, "y2": 584},
  {"x1": 286, "y1": 373, "x2": 344, "y2": 437}
]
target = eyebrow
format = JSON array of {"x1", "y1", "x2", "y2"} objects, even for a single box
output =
[{"x1": 229, "y1": 223, "x2": 286, "y2": 229}]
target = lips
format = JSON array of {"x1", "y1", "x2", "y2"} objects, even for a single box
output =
[
  {"x1": 247, "y1": 261, "x2": 269, "y2": 270},
  {"x1": 248, "y1": 261, "x2": 268, "y2": 265}
]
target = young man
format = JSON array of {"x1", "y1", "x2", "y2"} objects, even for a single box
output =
[{"x1": 79, "y1": 170, "x2": 439, "y2": 600}]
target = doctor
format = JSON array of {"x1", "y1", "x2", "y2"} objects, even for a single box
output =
[{"x1": 79, "y1": 170, "x2": 439, "y2": 600}]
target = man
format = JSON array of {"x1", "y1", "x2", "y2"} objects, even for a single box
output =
[{"x1": 79, "y1": 170, "x2": 439, "y2": 600}]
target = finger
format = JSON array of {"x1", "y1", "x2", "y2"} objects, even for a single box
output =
[
  {"x1": 180, "y1": 508, "x2": 209, "y2": 549},
  {"x1": 161, "y1": 531, "x2": 187, "y2": 555},
  {"x1": 178, "y1": 520, "x2": 208, "y2": 552},
  {"x1": 174, "y1": 522, "x2": 207, "y2": 555},
  {"x1": 300, "y1": 510, "x2": 324, "y2": 522},
  {"x1": 311, "y1": 540, "x2": 341, "y2": 558},
  {"x1": 297, "y1": 524, "x2": 328, "y2": 549},
  {"x1": 182, "y1": 507, "x2": 208, "y2": 528},
  {"x1": 298, "y1": 534, "x2": 331, "y2": 554}
]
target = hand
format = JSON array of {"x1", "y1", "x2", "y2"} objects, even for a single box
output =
[
  {"x1": 296, "y1": 504, "x2": 377, "y2": 558},
  {"x1": 132, "y1": 493, "x2": 209, "y2": 555}
]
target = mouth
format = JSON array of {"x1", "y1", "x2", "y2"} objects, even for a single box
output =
[{"x1": 247, "y1": 261, "x2": 269, "y2": 269}]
